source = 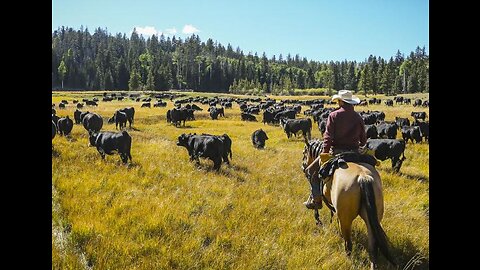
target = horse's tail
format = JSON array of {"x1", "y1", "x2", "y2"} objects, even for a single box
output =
[{"x1": 358, "y1": 175, "x2": 396, "y2": 266}]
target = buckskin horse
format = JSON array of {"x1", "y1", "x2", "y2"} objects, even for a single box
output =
[{"x1": 302, "y1": 139, "x2": 396, "y2": 269}]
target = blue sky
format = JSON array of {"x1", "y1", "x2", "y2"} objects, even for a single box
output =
[{"x1": 52, "y1": 0, "x2": 428, "y2": 62}]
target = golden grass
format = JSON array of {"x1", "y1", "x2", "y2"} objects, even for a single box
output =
[{"x1": 52, "y1": 91, "x2": 429, "y2": 269}]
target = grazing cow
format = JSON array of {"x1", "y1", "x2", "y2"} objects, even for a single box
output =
[
  {"x1": 274, "y1": 110, "x2": 296, "y2": 122},
  {"x1": 61, "y1": 100, "x2": 69, "y2": 104},
  {"x1": 73, "y1": 109, "x2": 82, "y2": 124},
  {"x1": 361, "y1": 113, "x2": 377, "y2": 125},
  {"x1": 85, "y1": 100, "x2": 98, "y2": 106},
  {"x1": 176, "y1": 133, "x2": 225, "y2": 170},
  {"x1": 279, "y1": 118, "x2": 312, "y2": 140},
  {"x1": 401, "y1": 126, "x2": 422, "y2": 143},
  {"x1": 384, "y1": 99, "x2": 393, "y2": 106},
  {"x1": 118, "y1": 107, "x2": 135, "y2": 127},
  {"x1": 108, "y1": 110, "x2": 128, "y2": 130},
  {"x1": 169, "y1": 107, "x2": 195, "y2": 127},
  {"x1": 252, "y1": 129, "x2": 268, "y2": 149},
  {"x1": 141, "y1": 102, "x2": 151, "y2": 108},
  {"x1": 395, "y1": 117, "x2": 410, "y2": 128},
  {"x1": 262, "y1": 110, "x2": 276, "y2": 125},
  {"x1": 72, "y1": 100, "x2": 78, "y2": 104},
  {"x1": 208, "y1": 107, "x2": 222, "y2": 120},
  {"x1": 413, "y1": 99, "x2": 422, "y2": 107},
  {"x1": 241, "y1": 113, "x2": 257, "y2": 121},
  {"x1": 57, "y1": 116, "x2": 74, "y2": 136},
  {"x1": 318, "y1": 119, "x2": 327, "y2": 136},
  {"x1": 412, "y1": 120, "x2": 429, "y2": 143},
  {"x1": 201, "y1": 133, "x2": 233, "y2": 164},
  {"x1": 153, "y1": 101, "x2": 167, "y2": 107},
  {"x1": 82, "y1": 113, "x2": 103, "y2": 132},
  {"x1": 376, "y1": 122, "x2": 398, "y2": 139},
  {"x1": 422, "y1": 100, "x2": 429, "y2": 107},
  {"x1": 411, "y1": 111, "x2": 427, "y2": 121},
  {"x1": 58, "y1": 103, "x2": 65, "y2": 109},
  {"x1": 365, "y1": 124, "x2": 378, "y2": 139},
  {"x1": 88, "y1": 130, "x2": 132, "y2": 164},
  {"x1": 52, "y1": 120, "x2": 56, "y2": 140},
  {"x1": 76, "y1": 103, "x2": 84, "y2": 109},
  {"x1": 365, "y1": 139, "x2": 406, "y2": 172}
]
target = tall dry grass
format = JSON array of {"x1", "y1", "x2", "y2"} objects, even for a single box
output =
[{"x1": 52, "y1": 91, "x2": 429, "y2": 269}]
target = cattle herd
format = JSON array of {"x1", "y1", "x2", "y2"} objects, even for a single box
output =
[{"x1": 52, "y1": 92, "x2": 428, "y2": 172}]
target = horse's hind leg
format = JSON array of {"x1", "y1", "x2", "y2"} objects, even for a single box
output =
[{"x1": 339, "y1": 217, "x2": 353, "y2": 255}]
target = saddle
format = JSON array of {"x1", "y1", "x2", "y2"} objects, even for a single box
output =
[
  {"x1": 319, "y1": 151, "x2": 378, "y2": 179},
  {"x1": 316, "y1": 151, "x2": 379, "y2": 214}
]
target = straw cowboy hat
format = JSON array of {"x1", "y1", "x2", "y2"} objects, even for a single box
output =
[{"x1": 331, "y1": 90, "x2": 361, "y2": 105}]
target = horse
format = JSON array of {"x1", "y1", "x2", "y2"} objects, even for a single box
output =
[{"x1": 302, "y1": 139, "x2": 396, "y2": 269}]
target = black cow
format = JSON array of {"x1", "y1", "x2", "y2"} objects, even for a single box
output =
[
  {"x1": 73, "y1": 109, "x2": 82, "y2": 124},
  {"x1": 169, "y1": 107, "x2": 195, "y2": 127},
  {"x1": 274, "y1": 110, "x2": 296, "y2": 122},
  {"x1": 141, "y1": 102, "x2": 151, "y2": 108},
  {"x1": 395, "y1": 117, "x2": 410, "y2": 128},
  {"x1": 318, "y1": 119, "x2": 327, "y2": 136},
  {"x1": 119, "y1": 107, "x2": 135, "y2": 127},
  {"x1": 279, "y1": 118, "x2": 312, "y2": 140},
  {"x1": 88, "y1": 130, "x2": 132, "y2": 164},
  {"x1": 59, "y1": 103, "x2": 65, "y2": 109},
  {"x1": 201, "y1": 133, "x2": 232, "y2": 163},
  {"x1": 57, "y1": 116, "x2": 73, "y2": 136},
  {"x1": 362, "y1": 113, "x2": 377, "y2": 125},
  {"x1": 82, "y1": 113, "x2": 103, "y2": 132},
  {"x1": 412, "y1": 120, "x2": 429, "y2": 143},
  {"x1": 241, "y1": 113, "x2": 257, "y2": 121},
  {"x1": 376, "y1": 122, "x2": 398, "y2": 139},
  {"x1": 252, "y1": 129, "x2": 268, "y2": 149},
  {"x1": 153, "y1": 101, "x2": 167, "y2": 107},
  {"x1": 52, "y1": 120, "x2": 56, "y2": 140},
  {"x1": 85, "y1": 100, "x2": 98, "y2": 106},
  {"x1": 76, "y1": 103, "x2": 84, "y2": 109},
  {"x1": 365, "y1": 139, "x2": 406, "y2": 173},
  {"x1": 401, "y1": 126, "x2": 422, "y2": 143},
  {"x1": 262, "y1": 110, "x2": 276, "y2": 125},
  {"x1": 176, "y1": 133, "x2": 225, "y2": 170},
  {"x1": 365, "y1": 124, "x2": 378, "y2": 139},
  {"x1": 384, "y1": 99, "x2": 393, "y2": 106},
  {"x1": 109, "y1": 110, "x2": 128, "y2": 129},
  {"x1": 61, "y1": 100, "x2": 68, "y2": 104},
  {"x1": 413, "y1": 99, "x2": 422, "y2": 107},
  {"x1": 72, "y1": 100, "x2": 78, "y2": 104},
  {"x1": 411, "y1": 111, "x2": 427, "y2": 121},
  {"x1": 52, "y1": 108, "x2": 56, "y2": 115},
  {"x1": 208, "y1": 107, "x2": 222, "y2": 120}
]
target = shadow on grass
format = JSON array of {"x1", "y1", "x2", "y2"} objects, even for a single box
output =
[
  {"x1": 174, "y1": 125, "x2": 194, "y2": 129},
  {"x1": 398, "y1": 172, "x2": 429, "y2": 183},
  {"x1": 351, "y1": 228, "x2": 429, "y2": 270},
  {"x1": 52, "y1": 147, "x2": 61, "y2": 157}
]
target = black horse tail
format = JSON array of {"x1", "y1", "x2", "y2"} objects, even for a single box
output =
[{"x1": 359, "y1": 176, "x2": 396, "y2": 266}]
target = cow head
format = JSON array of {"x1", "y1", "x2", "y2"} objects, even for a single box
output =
[
  {"x1": 176, "y1": 133, "x2": 190, "y2": 147},
  {"x1": 88, "y1": 130, "x2": 98, "y2": 147},
  {"x1": 108, "y1": 114, "x2": 115, "y2": 124}
]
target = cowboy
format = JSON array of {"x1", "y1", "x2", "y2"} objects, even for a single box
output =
[{"x1": 304, "y1": 90, "x2": 367, "y2": 209}]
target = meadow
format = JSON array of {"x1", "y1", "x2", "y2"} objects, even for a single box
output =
[{"x1": 52, "y1": 91, "x2": 429, "y2": 269}]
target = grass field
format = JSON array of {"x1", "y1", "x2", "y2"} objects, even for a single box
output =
[{"x1": 52, "y1": 91, "x2": 429, "y2": 269}]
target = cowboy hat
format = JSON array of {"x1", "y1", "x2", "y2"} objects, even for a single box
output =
[{"x1": 331, "y1": 90, "x2": 360, "y2": 105}]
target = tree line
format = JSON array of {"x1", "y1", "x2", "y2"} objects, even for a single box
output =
[{"x1": 52, "y1": 26, "x2": 429, "y2": 95}]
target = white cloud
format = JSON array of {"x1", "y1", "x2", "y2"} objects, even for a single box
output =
[
  {"x1": 165, "y1": 27, "x2": 177, "y2": 35},
  {"x1": 133, "y1": 26, "x2": 162, "y2": 37},
  {"x1": 182, "y1": 24, "x2": 200, "y2": 34}
]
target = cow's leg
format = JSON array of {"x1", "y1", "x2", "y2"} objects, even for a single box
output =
[{"x1": 97, "y1": 147, "x2": 106, "y2": 159}]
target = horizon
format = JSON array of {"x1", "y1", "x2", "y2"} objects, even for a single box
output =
[{"x1": 52, "y1": 0, "x2": 428, "y2": 63}]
